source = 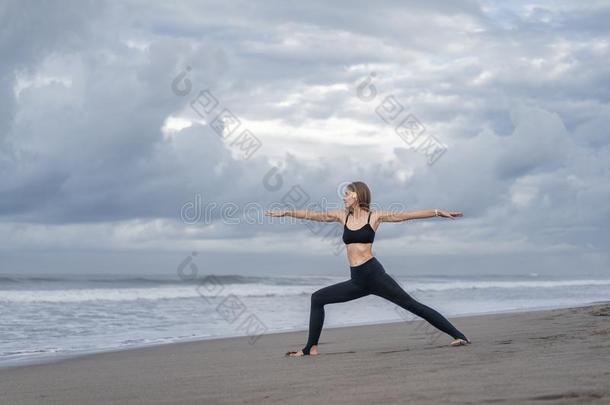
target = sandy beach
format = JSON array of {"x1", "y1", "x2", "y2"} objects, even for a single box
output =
[{"x1": 1, "y1": 302, "x2": 609, "y2": 404}]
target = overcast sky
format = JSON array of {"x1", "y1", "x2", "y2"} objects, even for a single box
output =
[{"x1": 1, "y1": 0, "x2": 609, "y2": 277}]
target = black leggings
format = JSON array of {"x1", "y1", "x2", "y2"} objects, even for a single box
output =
[{"x1": 301, "y1": 257, "x2": 468, "y2": 354}]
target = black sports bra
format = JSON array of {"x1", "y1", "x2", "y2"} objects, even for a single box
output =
[{"x1": 342, "y1": 210, "x2": 375, "y2": 245}]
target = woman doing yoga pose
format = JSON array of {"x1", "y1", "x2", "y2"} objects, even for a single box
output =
[{"x1": 265, "y1": 181, "x2": 471, "y2": 357}]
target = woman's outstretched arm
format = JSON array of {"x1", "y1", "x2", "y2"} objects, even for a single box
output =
[
  {"x1": 265, "y1": 209, "x2": 343, "y2": 222},
  {"x1": 378, "y1": 209, "x2": 463, "y2": 222}
]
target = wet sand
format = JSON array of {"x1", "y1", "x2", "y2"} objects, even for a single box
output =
[{"x1": 1, "y1": 302, "x2": 610, "y2": 404}]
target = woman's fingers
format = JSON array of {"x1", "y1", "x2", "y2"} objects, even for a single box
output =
[
  {"x1": 440, "y1": 211, "x2": 463, "y2": 219},
  {"x1": 445, "y1": 211, "x2": 462, "y2": 217}
]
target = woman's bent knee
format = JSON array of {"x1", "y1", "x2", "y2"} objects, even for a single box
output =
[{"x1": 311, "y1": 291, "x2": 325, "y2": 306}]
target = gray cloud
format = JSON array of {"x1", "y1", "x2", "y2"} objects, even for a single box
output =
[{"x1": 1, "y1": 0, "x2": 609, "y2": 275}]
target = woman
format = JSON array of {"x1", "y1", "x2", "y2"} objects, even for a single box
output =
[{"x1": 265, "y1": 181, "x2": 471, "y2": 357}]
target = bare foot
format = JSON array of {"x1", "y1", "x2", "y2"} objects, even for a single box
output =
[
  {"x1": 450, "y1": 338, "x2": 471, "y2": 346},
  {"x1": 285, "y1": 345, "x2": 318, "y2": 357}
]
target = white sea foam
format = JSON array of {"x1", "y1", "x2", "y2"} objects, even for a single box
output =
[{"x1": 2, "y1": 279, "x2": 609, "y2": 303}]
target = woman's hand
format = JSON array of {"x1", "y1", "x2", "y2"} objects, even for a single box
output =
[
  {"x1": 265, "y1": 210, "x2": 287, "y2": 217},
  {"x1": 438, "y1": 210, "x2": 463, "y2": 220}
]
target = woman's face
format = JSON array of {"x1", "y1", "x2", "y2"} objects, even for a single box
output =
[{"x1": 343, "y1": 189, "x2": 357, "y2": 208}]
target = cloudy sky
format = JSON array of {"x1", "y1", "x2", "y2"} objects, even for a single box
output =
[{"x1": 1, "y1": 0, "x2": 609, "y2": 277}]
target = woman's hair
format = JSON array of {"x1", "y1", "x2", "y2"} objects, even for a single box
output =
[{"x1": 346, "y1": 181, "x2": 371, "y2": 212}]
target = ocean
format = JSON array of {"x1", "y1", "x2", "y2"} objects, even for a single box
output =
[{"x1": 1, "y1": 270, "x2": 609, "y2": 368}]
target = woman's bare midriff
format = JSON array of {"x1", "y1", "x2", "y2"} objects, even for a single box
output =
[{"x1": 346, "y1": 243, "x2": 374, "y2": 267}]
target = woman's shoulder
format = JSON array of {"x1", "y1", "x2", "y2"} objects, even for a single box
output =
[
  {"x1": 369, "y1": 209, "x2": 381, "y2": 229},
  {"x1": 331, "y1": 208, "x2": 350, "y2": 223}
]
